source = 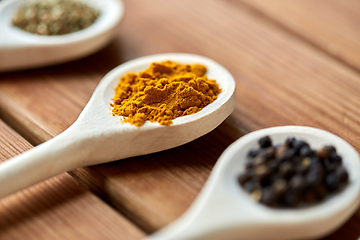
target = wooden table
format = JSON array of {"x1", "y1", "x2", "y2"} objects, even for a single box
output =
[{"x1": 1, "y1": 0, "x2": 359, "y2": 239}]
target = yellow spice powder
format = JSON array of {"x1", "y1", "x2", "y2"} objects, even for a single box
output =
[{"x1": 111, "y1": 60, "x2": 221, "y2": 126}]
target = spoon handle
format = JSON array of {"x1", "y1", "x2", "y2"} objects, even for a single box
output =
[{"x1": 0, "y1": 128, "x2": 89, "y2": 199}]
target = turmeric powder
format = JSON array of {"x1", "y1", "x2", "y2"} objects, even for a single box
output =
[{"x1": 111, "y1": 61, "x2": 221, "y2": 126}]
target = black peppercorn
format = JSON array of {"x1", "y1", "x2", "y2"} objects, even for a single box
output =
[
  {"x1": 305, "y1": 171, "x2": 322, "y2": 188},
  {"x1": 238, "y1": 136, "x2": 349, "y2": 208},
  {"x1": 336, "y1": 167, "x2": 349, "y2": 182},
  {"x1": 255, "y1": 164, "x2": 271, "y2": 182},
  {"x1": 292, "y1": 140, "x2": 309, "y2": 153},
  {"x1": 329, "y1": 153, "x2": 342, "y2": 164},
  {"x1": 299, "y1": 145, "x2": 313, "y2": 157},
  {"x1": 275, "y1": 145, "x2": 288, "y2": 161},
  {"x1": 260, "y1": 188, "x2": 276, "y2": 206},
  {"x1": 289, "y1": 175, "x2": 305, "y2": 191},
  {"x1": 243, "y1": 181, "x2": 259, "y2": 193},
  {"x1": 272, "y1": 178, "x2": 288, "y2": 197},
  {"x1": 316, "y1": 145, "x2": 336, "y2": 159},
  {"x1": 248, "y1": 149, "x2": 261, "y2": 158},
  {"x1": 279, "y1": 162, "x2": 295, "y2": 179},
  {"x1": 285, "y1": 137, "x2": 296, "y2": 148},
  {"x1": 238, "y1": 173, "x2": 250, "y2": 185},
  {"x1": 325, "y1": 173, "x2": 339, "y2": 192},
  {"x1": 259, "y1": 136, "x2": 272, "y2": 148},
  {"x1": 282, "y1": 189, "x2": 299, "y2": 207}
]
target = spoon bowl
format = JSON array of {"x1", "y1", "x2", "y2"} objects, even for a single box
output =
[
  {"x1": 146, "y1": 126, "x2": 360, "y2": 240},
  {"x1": 0, "y1": 0, "x2": 124, "y2": 72},
  {"x1": 0, "y1": 53, "x2": 236, "y2": 199}
]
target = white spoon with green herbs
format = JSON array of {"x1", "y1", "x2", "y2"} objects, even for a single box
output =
[
  {"x1": 0, "y1": 0, "x2": 123, "y2": 72},
  {"x1": 0, "y1": 53, "x2": 236, "y2": 199},
  {"x1": 145, "y1": 126, "x2": 360, "y2": 240}
]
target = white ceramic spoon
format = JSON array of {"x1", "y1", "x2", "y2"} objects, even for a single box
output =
[
  {"x1": 146, "y1": 126, "x2": 360, "y2": 240},
  {"x1": 0, "y1": 0, "x2": 124, "y2": 72},
  {"x1": 0, "y1": 53, "x2": 236, "y2": 199}
]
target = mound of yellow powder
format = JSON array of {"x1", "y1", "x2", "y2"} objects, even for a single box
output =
[{"x1": 111, "y1": 61, "x2": 221, "y2": 126}]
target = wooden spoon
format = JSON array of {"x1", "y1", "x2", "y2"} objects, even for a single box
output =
[
  {"x1": 0, "y1": 0, "x2": 124, "y2": 72},
  {"x1": 0, "y1": 53, "x2": 236, "y2": 199},
  {"x1": 146, "y1": 126, "x2": 360, "y2": 240}
]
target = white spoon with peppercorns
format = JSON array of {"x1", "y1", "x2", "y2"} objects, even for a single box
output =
[
  {"x1": 146, "y1": 126, "x2": 360, "y2": 240},
  {"x1": 0, "y1": 0, "x2": 123, "y2": 72}
]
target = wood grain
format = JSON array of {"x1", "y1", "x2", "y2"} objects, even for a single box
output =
[
  {"x1": 0, "y1": 120, "x2": 145, "y2": 240},
  {"x1": 0, "y1": 0, "x2": 359, "y2": 239},
  {"x1": 236, "y1": 0, "x2": 360, "y2": 71}
]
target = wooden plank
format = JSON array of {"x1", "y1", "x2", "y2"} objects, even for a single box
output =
[
  {"x1": 0, "y1": 0, "x2": 360, "y2": 239},
  {"x1": 236, "y1": 0, "x2": 360, "y2": 71},
  {"x1": 0, "y1": 120, "x2": 145, "y2": 240}
]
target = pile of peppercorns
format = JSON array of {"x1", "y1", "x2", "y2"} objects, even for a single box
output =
[{"x1": 238, "y1": 136, "x2": 349, "y2": 207}]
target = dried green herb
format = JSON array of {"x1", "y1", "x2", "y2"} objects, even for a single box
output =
[{"x1": 12, "y1": 0, "x2": 100, "y2": 35}]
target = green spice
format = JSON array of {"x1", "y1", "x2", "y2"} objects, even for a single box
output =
[{"x1": 12, "y1": 0, "x2": 100, "y2": 35}]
